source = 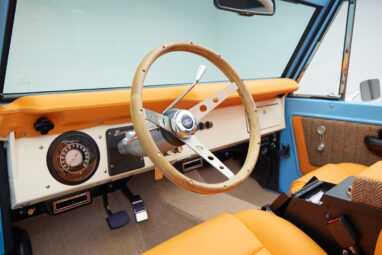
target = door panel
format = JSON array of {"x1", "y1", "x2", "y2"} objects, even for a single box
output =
[
  {"x1": 300, "y1": 116, "x2": 381, "y2": 167},
  {"x1": 279, "y1": 97, "x2": 382, "y2": 193},
  {"x1": 293, "y1": 116, "x2": 382, "y2": 175}
]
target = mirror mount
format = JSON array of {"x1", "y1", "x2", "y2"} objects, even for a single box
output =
[
  {"x1": 346, "y1": 79, "x2": 381, "y2": 102},
  {"x1": 214, "y1": 0, "x2": 275, "y2": 16}
]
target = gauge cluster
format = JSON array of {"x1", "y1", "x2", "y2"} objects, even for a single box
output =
[{"x1": 47, "y1": 131, "x2": 100, "y2": 185}]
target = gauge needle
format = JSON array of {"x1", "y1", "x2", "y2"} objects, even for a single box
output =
[{"x1": 69, "y1": 152, "x2": 79, "y2": 167}]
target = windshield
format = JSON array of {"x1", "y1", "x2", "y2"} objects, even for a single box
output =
[{"x1": 3, "y1": 0, "x2": 315, "y2": 94}]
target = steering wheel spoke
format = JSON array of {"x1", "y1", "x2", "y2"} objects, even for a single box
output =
[
  {"x1": 180, "y1": 136, "x2": 235, "y2": 179},
  {"x1": 144, "y1": 109, "x2": 173, "y2": 133},
  {"x1": 189, "y1": 82, "x2": 238, "y2": 121}
]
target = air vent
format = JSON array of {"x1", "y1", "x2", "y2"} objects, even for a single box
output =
[
  {"x1": 53, "y1": 192, "x2": 91, "y2": 214},
  {"x1": 182, "y1": 158, "x2": 203, "y2": 172}
]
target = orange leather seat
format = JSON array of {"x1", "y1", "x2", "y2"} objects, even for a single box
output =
[
  {"x1": 375, "y1": 231, "x2": 382, "y2": 255},
  {"x1": 142, "y1": 209, "x2": 326, "y2": 255},
  {"x1": 289, "y1": 163, "x2": 367, "y2": 194}
]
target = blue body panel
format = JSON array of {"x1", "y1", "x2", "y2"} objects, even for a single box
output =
[
  {"x1": 286, "y1": 0, "x2": 343, "y2": 80},
  {"x1": 279, "y1": 97, "x2": 382, "y2": 193}
]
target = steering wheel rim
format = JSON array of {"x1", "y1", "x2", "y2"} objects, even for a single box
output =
[{"x1": 130, "y1": 41, "x2": 261, "y2": 194}]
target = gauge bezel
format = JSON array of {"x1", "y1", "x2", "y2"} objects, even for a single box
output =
[{"x1": 47, "y1": 131, "x2": 100, "y2": 186}]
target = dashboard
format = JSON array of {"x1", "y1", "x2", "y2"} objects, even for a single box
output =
[
  {"x1": 0, "y1": 78, "x2": 298, "y2": 210},
  {"x1": 7, "y1": 98, "x2": 284, "y2": 209}
]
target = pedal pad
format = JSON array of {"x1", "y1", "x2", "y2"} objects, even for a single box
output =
[
  {"x1": 106, "y1": 210, "x2": 130, "y2": 229},
  {"x1": 131, "y1": 195, "x2": 148, "y2": 222}
]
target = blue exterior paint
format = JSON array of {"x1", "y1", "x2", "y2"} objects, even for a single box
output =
[{"x1": 278, "y1": 97, "x2": 382, "y2": 193}]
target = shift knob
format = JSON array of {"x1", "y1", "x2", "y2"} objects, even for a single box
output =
[{"x1": 194, "y1": 65, "x2": 207, "y2": 82}]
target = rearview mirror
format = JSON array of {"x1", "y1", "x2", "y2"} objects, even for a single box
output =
[
  {"x1": 214, "y1": 0, "x2": 275, "y2": 16},
  {"x1": 360, "y1": 79, "x2": 381, "y2": 101}
]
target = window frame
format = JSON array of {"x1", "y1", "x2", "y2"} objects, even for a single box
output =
[{"x1": 0, "y1": 0, "x2": 343, "y2": 102}]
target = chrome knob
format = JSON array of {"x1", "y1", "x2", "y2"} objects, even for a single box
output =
[
  {"x1": 316, "y1": 125, "x2": 326, "y2": 152},
  {"x1": 317, "y1": 125, "x2": 326, "y2": 135}
]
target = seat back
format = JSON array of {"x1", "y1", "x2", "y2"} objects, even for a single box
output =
[{"x1": 351, "y1": 161, "x2": 382, "y2": 209}]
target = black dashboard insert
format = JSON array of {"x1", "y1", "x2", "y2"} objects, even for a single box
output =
[{"x1": 106, "y1": 126, "x2": 145, "y2": 176}]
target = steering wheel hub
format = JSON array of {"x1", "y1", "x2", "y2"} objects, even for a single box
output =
[{"x1": 170, "y1": 110, "x2": 197, "y2": 138}]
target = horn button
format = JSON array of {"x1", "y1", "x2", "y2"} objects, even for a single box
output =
[{"x1": 170, "y1": 110, "x2": 197, "y2": 138}]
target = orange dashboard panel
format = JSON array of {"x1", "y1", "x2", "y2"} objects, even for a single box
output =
[{"x1": 0, "y1": 78, "x2": 298, "y2": 138}]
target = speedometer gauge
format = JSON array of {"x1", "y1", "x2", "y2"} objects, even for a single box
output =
[{"x1": 47, "y1": 131, "x2": 100, "y2": 185}]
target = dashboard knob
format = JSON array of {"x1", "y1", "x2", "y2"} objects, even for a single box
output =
[
  {"x1": 206, "y1": 121, "x2": 213, "y2": 129},
  {"x1": 174, "y1": 146, "x2": 183, "y2": 153},
  {"x1": 34, "y1": 117, "x2": 54, "y2": 135}
]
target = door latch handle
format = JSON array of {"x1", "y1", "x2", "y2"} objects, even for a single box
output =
[{"x1": 364, "y1": 130, "x2": 382, "y2": 157}]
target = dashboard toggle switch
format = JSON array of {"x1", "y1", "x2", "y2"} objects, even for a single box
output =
[{"x1": 197, "y1": 121, "x2": 213, "y2": 131}]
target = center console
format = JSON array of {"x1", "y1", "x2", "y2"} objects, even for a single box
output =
[{"x1": 270, "y1": 177, "x2": 382, "y2": 255}]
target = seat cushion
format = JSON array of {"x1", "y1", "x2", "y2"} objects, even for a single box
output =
[
  {"x1": 290, "y1": 163, "x2": 367, "y2": 194},
  {"x1": 142, "y1": 209, "x2": 326, "y2": 255}
]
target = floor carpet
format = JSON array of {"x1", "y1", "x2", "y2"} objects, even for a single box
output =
[{"x1": 13, "y1": 159, "x2": 279, "y2": 255}]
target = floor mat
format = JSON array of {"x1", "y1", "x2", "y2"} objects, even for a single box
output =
[
  {"x1": 196, "y1": 159, "x2": 279, "y2": 206},
  {"x1": 13, "y1": 172, "x2": 200, "y2": 255},
  {"x1": 157, "y1": 159, "x2": 278, "y2": 221},
  {"x1": 13, "y1": 159, "x2": 279, "y2": 254}
]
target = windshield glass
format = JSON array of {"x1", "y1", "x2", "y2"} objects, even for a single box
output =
[{"x1": 4, "y1": 0, "x2": 315, "y2": 94}]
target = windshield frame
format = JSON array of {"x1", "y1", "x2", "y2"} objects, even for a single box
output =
[{"x1": 0, "y1": 0, "x2": 339, "y2": 102}]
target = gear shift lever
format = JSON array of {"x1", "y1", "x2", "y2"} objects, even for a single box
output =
[{"x1": 162, "y1": 65, "x2": 207, "y2": 114}]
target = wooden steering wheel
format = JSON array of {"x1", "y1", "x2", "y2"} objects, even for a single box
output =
[{"x1": 130, "y1": 41, "x2": 261, "y2": 194}]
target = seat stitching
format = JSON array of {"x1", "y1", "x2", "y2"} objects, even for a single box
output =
[
  {"x1": 233, "y1": 214, "x2": 275, "y2": 254},
  {"x1": 251, "y1": 246, "x2": 268, "y2": 255},
  {"x1": 231, "y1": 214, "x2": 269, "y2": 254}
]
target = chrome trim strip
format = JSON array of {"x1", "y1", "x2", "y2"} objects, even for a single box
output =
[
  {"x1": 291, "y1": 93, "x2": 341, "y2": 99},
  {"x1": 339, "y1": 0, "x2": 357, "y2": 99},
  {"x1": 297, "y1": 1, "x2": 347, "y2": 83}
]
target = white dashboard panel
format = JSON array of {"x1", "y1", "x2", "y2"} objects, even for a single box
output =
[{"x1": 7, "y1": 98, "x2": 285, "y2": 209}]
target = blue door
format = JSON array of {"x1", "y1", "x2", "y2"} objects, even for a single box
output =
[
  {"x1": 278, "y1": 0, "x2": 382, "y2": 192},
  {"x1": 279, "y1": 98, "x2": 382, "y2": 192}
]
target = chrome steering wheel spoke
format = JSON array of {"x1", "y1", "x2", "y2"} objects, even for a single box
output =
[
  {"x1": 144, "y1": 109, "x2": 173, "y2": 133},
  {"x1": 188, "y1": 82, "x2": 238, "y2": 122},
  {"x1": 180, "y1": 135, "x2": 235, "y2": 179}
]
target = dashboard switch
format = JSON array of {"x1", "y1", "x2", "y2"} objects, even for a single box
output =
[
  {"x1": 174, "y1": 146, "x2": 183, "y2": 153},
  {"x1": 197, "y1": 121, "x2": 213, "y2": 131},
  {"x1": 198, "y1": 122, "x2": 206, "y2": 130},
  {"x1": 206, "y1": 121, "x2": 213, "y2": 129}
]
